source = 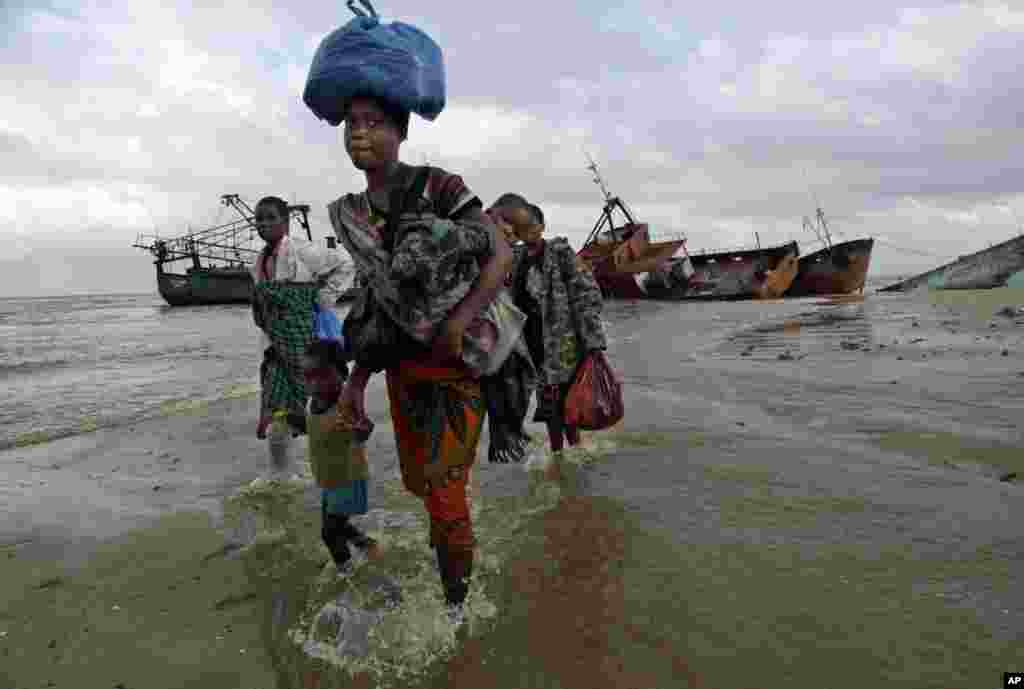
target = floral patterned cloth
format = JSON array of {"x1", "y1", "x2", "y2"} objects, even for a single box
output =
[{"x1": 386, "y1": 361, "x2": 483, "y2": 549}]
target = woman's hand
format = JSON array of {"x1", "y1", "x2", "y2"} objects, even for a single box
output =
[{"x1": 429, "y1": 313, "x2": 468, "y2": 363}]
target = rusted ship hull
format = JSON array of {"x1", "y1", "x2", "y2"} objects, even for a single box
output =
[
  {"x1": 879, "y1": 234, "x2": 1024, "y2": 292},
  {"x1": 786, "y1": 238, "x2": 874, "y2": 297},
  {"x1": 157, "y1": 268, "x2": 252, "y2": 306},
  {"x1": 577, "y1": 222, "x2": 687, "y2": 300},
  {"x1": 640, "y1": 241, "x2": 800, "y2": 301}
]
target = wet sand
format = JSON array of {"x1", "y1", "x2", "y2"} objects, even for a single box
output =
[{"x1": 2, "y1": 287, "x2": 1023, "y2": 688}]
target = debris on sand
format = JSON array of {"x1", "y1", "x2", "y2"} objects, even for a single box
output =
[{"x1": 994, "y1": 305, "x2": 1023, "y2": 319}]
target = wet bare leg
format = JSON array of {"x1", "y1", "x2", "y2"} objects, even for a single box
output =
[
  {"x1": 565, "y1": 424, "x2": 580, "y2": 447},
  {"x1": 546, "y1": 421, "x2": 567, "y2": 481},
  {"x1": 546, "y1": 420, "x2": 566, "y2": 453}
]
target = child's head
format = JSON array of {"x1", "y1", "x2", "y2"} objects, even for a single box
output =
[
  {"x1": 515, "y1": 203, "x2": 545, "y2": 246},
  {"x1": 343, "y1": 94, "x2": 409, "y2": 172},
  {"x1": 255, "y1": 196, "x2": 290, "y2": 246},
  {"x1": 303, "y1": 339, "x2": 349, "y2": 403},
  {"x1": 488, "y1": 193, "x2": 533, "y2": 243}
]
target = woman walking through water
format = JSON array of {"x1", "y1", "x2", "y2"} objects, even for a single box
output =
[
  {"x1": 327, "y1": 94, "x2": 513, "y2": 615},
  {"x1": 249, "y1": 196, "x2": 348, "y2": 449},
  {"x1": 505, "y1": 200, "x2": 607, "y2": 455}
]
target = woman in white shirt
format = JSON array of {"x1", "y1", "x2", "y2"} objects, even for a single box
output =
[{"x1": 250, "y1": 196, "x2": 349, "y2": 439}]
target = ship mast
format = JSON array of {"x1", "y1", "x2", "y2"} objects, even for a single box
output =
[
  {"x1": 582, "y1": 155, "x2": 638, "y2": 247},
  {"x1": 587, "y1": 153, "x2": 614, "y2": 204},
  {"x1": 133, "y1": 194, "x2": 314, "y2": 272},
  {"x1": 816, "y1": 207, "x2": 834, "y2": 251},
  {"x1": 801, "y1": 166, "x2": 834, "y2": 252}
]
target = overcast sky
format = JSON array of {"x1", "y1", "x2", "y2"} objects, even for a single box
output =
[{"x1": 2, "y1": 0, "x2": 1023, "y2": 296}]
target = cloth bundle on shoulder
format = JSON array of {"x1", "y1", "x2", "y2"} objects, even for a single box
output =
[
  {"x1": 303, "y1": 0, "x2": 446, "y2": 126},
  {"x1": 330, "y1": 167, "x2": 528, "y2": 377}
]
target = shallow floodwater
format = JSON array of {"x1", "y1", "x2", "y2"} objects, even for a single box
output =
[
  {"x1": 235, "y1": 286, "x2": 1024, "y2": 688},
  {"x1": 3, "y1": 286, "x2": 1023, "y2": 688}
]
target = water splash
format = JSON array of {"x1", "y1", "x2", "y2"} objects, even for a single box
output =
[{"x1": 221, "y1": 427, "x2": 630, "y2": 687}]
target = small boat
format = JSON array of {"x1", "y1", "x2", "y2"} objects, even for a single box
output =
[
  {"x1": 786, "y1": 209, "x2": 874, "y2": 297},
  {"x1": 879, "y1": 232, "x2": 1024, "y2": 292}
]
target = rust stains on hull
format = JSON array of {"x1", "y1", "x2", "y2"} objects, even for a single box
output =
[
  {"x1": 626, "y1": 241, "x2": 801, "y2": 302},
  {"x1": 786, "y1": 238, "x2": 874, "y2": 297}
]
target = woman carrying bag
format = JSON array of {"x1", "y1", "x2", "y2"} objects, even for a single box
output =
[{"x1": 504, "y1": 201, "x2": 610, "y2": 454}]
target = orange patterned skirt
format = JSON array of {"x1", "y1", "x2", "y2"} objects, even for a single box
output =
[{"x1": 385, "y1": 361, "x2": 483, "y2": 549}]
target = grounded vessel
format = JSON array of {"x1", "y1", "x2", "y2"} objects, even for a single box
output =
[
  {"x1": 643, "y1": 240, "x2": 800, "y2": 301},
  {"x1": 134, "y1": 195, "x2": 317, "y2": 307},
  {"x1": 576, "y1": 158, "x2": 800, "y2": 301},
  {"x1": 879, "y1": 232, "x2": 1024, "y2": 292},
  {"x1": 575, "y1": 159, "x2": 687, "y2": 300},
  {"x1": 786, "y1": 208, "x2": 874, "y2": 297}
]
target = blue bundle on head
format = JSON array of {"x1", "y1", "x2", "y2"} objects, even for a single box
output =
[{"x1": 303, "y1": 0, "x2": 446, "y2": 126}]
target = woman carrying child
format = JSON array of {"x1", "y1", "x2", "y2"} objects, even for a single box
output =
[
  {"x1": 327, "y1": 94, "x2": 513, "y2": 613},
  {"x1": 503, "y1": 200, "x2": 608, "y2": 454}
]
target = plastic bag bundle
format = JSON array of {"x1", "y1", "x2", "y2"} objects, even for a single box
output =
[
  {"x1": 303, "y1": 0, "x2": 446, "y2": 126},
  {"x1": 564, "y1": 351, "x2": 624, "y2": 431}
]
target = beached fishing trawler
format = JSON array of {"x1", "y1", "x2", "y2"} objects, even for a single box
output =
[
  {"x1": 786, "y1": 208, "x2": 874, "y2": 297},
  {"x1": 133, "y1": 195, "x2": 354, "y2": 307},
  {"x1": 878, "y1": 232, "x2": 1024, "y2": 292},
  {"x1": 575, "y1": 159, "x2": 689, "y2": 300},
  {"x1": 642, "y1": 239, "x2": 800, "y2": 301},
  {"x1": 576, "y1": 160, "x2": 800, "y2": 301}
]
